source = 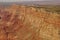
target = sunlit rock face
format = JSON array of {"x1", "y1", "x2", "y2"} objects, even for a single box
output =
[{"x1": 0, "y1": 5, "x2": 60, "y2": 40}]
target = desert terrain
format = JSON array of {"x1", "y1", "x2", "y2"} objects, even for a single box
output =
[{"x1": 0, "y1": 4, "x2": 60, "y2": 40}]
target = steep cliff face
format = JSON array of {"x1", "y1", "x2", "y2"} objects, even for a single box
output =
[{"x1": 0, "y1": 5, "x2": 60, "y2": 40}]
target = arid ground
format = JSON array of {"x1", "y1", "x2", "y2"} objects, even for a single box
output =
[{"x1": 0, "y1": 4, "x2": 60, "y2": 40}]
